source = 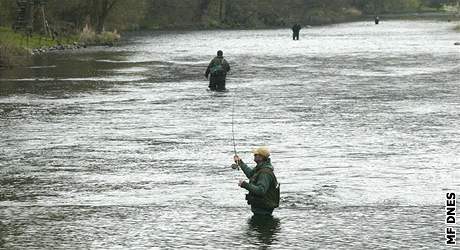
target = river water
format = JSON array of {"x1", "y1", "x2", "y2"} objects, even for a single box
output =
[{"x1": 1, "y1": 20, "x2": 459, "y2": 249}]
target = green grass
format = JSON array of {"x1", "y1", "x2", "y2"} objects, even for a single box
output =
[
  {"x1": 0, "y1": 41, "x2": 31, "y2": 68},
  {"x1": 0, "y1": 27, "x2": 80, "y2": 67},
  {"x1": 0, "y1": 27, "x2": 30, "y2": 67},
  {"x1": 0, "y1": 27, "x2": 62, "y2": 49},
  {"x1": 0, "y1": 27, "x2": 79, "y2": 48}
]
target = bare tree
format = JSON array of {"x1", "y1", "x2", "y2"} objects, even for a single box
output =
[{"x1": 90, "y1": 0, "x2": 119, "y2": 33}]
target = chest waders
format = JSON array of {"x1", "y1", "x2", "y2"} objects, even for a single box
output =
[{"x1": 245, "y1": 168, "x2": 280, "y2": 209}]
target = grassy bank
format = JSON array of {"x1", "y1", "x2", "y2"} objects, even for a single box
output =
[
  {"x1": 0, "y1": 41, "x2": 30, "y2": 68},
  {"x1": 0, "y1": 26, "x2": 120, "y2": 68},
  {"x1": 0, "y1": 27, "x2": 77, "y2": 68},
  {"x1": 0, "y1": 27, "x2": 69, "y2": 49},
  {"x1": 0, "y1": 28, "x2": 34, "y2": 68}
]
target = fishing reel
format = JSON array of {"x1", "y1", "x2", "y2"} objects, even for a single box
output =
[{"x1": 230, "y1": 163, "x2": 240, "y2": 170}]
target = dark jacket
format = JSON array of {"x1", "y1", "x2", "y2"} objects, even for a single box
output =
[
  {"x1": 205, "y1": 56, "x2": 230, "y2": 91},
  {"x1": 292, "y1": 24, "x2": 301, "y2": 33},
  {"x1": 239, "y1": 159, "x2": 279, "y2": 215},
  {"x1": 205, "y1": 56, "x2": 230, "y2": 78}
]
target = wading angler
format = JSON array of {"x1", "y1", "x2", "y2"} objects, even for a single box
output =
[
  {"x1": 205, "y1": 50, "x2": 230, "y2": 91},
  {"x1": 232, "y1": 147, "x2": 280, "y2": 216}
]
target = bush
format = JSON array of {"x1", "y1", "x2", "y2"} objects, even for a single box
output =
[
  {"x1": 97, "y1": 31, "x2": 121, "y2": 45},
  {"x1": 79, "y1": 25, "x2": 120, "y2": 46}
]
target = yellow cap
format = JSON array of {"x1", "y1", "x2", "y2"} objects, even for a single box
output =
[{"x1": 252, "y1": 147, "x2": 270, "y2": 158}]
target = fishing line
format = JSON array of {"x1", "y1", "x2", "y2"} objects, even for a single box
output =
[
  {"x1": 231, "y1": 90, "x2": 240, "y2": 170},
  {"x1": 231, "y1": 91, "x2": 237, "y2": 156}
]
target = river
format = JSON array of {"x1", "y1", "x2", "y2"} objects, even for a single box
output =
[{"x1": 1, "y1": 20, "x2": 459, "y2": 249}]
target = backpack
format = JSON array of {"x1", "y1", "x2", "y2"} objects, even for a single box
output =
[{"x1": 210, "y1": 59, "x2": 225, "y2": 76}]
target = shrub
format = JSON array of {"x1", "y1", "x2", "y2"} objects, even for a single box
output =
[
  {"x1": 79, "y1": 25, "x2": 120, "y2": 46},
  {"x1": 97, "y1": 31, "x2": 121, "y2": 45},
  {"x1": 78, "y1": 25, "x2": 97, "y2": 45}
]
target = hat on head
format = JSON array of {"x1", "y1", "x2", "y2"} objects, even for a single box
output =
[{"x1": 252, "y1": 147, "x2": 270, "y2": 158}]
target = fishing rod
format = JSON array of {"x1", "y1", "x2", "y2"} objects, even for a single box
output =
[
  {"x1": 232, "y1": 91, "x2": 237, "y2": 155},
  {"x1": 231, "y1": 91, "x2": 240, "y2": 170}
]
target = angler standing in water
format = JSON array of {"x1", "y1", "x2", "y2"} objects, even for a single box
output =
[
  {"x1": 291, "y1": 23, "x2": 301, "y2": 40},
  {"x1": 205, "y1": 50, "x2": 230, "y2": 91},
  {"x1": 232, "y1": 147, "x2": 280, "y2": 215}
]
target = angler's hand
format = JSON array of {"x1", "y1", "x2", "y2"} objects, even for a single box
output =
[
  {"x1": 238, "y1": 179, "x2": 248, "y2": 188},
  {"x1": 231, "y1": 155, "x2": 241, "y2": 169},
  {"x1": 233, "y1": 155, "x2": 241, "y2": 164}
]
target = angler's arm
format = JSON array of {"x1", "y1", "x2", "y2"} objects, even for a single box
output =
[
  {"x1": 205, "y1": 59, "x2": 214, "y2": 77},
  {"x1": 241, "y1": 173, "x2": 271, "y2": 196},
  {"x1": 238, "y1": 160, "x2": 254, "y2": 179}
]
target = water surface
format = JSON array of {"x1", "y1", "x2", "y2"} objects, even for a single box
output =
[{"x1": 1, "y1": 20, "x2": 460, "y2": 249}]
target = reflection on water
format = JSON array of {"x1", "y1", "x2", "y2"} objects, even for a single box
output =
[
  {"x1": 0, "y1": 221, "x2": 6, "y2": 248},
  {"x1": 1, "y1": 20, "x2": 459, "y2": 249},
  {"x1": 246, "y1": 215, "x2": 281, "y2": 247}
]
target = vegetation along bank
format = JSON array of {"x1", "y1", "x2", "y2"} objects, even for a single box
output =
[{"x1": 1, "y1": 0, "x2": 459, "y2": 68}]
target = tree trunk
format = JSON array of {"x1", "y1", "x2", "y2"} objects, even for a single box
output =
[
  {"x1": 200, "y1": 0, "x2": 210, "y2": 15},
  {"x1": 219, "y1": 0, "x2": 226, "y2": 21},
  {"x1": 91, "y1": 0, "x2": 118, "y2": 33},
  {"x1": 200, "y1": 0, "x2": 210, "y2": 24}
]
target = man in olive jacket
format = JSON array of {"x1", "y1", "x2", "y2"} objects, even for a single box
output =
[
  {"x1": 233, "y1": 147, "x2": 280, "y2": 215},
  {"x1": 205, "y1": 50, "x2": 230, "y2": 91}
]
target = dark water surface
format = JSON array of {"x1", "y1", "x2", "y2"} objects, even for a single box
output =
[{"x1": 1, "y1": 20, "x2": 460, "y2": 249}]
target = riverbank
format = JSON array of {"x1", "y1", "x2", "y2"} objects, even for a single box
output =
[
  {"x1": 0, "y1": 28, "x2": 32, "y2": 68},
  {"x1": 0, "y1": 27, "x2": 79, "y2": 68},
  {"x1": 142, "y1": 10, "x2": 458, "y2": 31},
  {"x1": 0, "y1": 41, "x2": 30, "y2": 68},
  {"x1": 1, "y1": 10, "x2": 457, "y2": 69},
  {"x1": 0, "y1": 26, "x2": 120, "y2": 68}
]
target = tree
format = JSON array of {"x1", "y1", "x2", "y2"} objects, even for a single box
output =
[
  {"x1": 90, "y1": 0, "x2": 119, "y2": 33},
  {"x1": 105, "y1": 0, "x2": 148, "y2": 30},
  {"x1": 0, "y1": 0, "x2": 16, "y2": 27},
  {"x1": 425, "y1": 0, "x2": 449, "y2": 9}
]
